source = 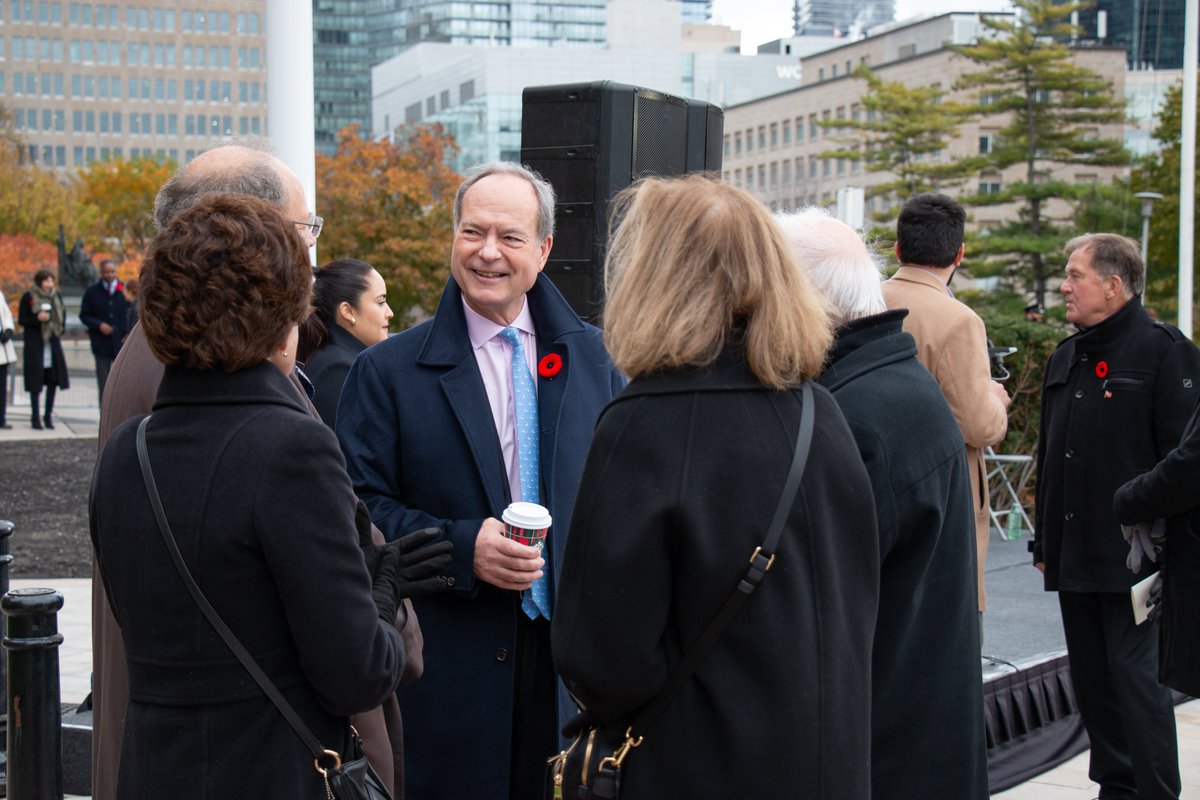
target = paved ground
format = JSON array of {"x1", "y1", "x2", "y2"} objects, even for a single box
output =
[{"x1": 3, "y1": 399, "x2": 1198, "y2": 799}]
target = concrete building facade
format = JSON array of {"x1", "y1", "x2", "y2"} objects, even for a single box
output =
[
  {"x1": 0, "y1": 0, "x2": 268, "y2": 168},
  {"x1": 721, "y1": 12, "x2": 1128, "y2": 235}
]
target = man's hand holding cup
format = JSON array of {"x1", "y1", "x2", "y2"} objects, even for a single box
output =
[{"x1": 473, "y1": 502, "x2": 552, "y2": 592}]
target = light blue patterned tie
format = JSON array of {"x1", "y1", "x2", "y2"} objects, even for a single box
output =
[{"x1": 499, "y1": 326, "x2": 550, "y2": 619}]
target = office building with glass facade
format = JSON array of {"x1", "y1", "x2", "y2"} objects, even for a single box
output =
[
  {"x1": 1072, "y1": 0, "x2": 1191, "y2": 70},
  {"x1": 373, "y1": 2, "x2": 801, "y2": 172},
  {"x1": 0, "y1": 0, "x2": 268, "y2": 168},
  {"x1": 793, "y1": 0, "x2": 894, "y2": 38}
]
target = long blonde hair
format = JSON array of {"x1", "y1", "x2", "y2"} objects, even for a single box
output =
[{"x1": 603, "y1": 175, "x2": 831, "y2": 390}]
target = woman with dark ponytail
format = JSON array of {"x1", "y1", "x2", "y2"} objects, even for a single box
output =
[{"x1": 300, "y1": 258, "x2": 394, "y2": 428}]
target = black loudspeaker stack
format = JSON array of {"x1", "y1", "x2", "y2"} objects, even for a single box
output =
[{"x1": 520, "y1": 81, "x2": 724, "y2": 323}]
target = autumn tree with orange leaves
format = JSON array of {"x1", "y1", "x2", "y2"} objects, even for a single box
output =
[
  {"x1": 0, "y1": 105, "x2": 97, "y2": 244},
  {"x1": 77, "y1": 155, "x2": 176, "y2": 257},
  {"x1": 317, "y1": 124, "x2": 461, "y2": 320},
  {"x1": 0, "y1": 234, "x2": 59, "y2": 314}
]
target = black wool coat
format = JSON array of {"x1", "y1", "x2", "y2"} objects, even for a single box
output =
[
  {"x1": 304, "y1": 323, "x2": 366, "y2": 429},
  {"x1": 79, "y1": 279, "x2": 131, "y2": 359},
  {"x1": 1114, "y1": 400, "x2": 1200, "y2": 696},
  {"x1": 819, "y1": 311, "x2": 988, "y2": 800},
  {"x1": 18, "y1": 290, "x2": 70, "y2": 392},
  {"x1": 1034, "y1": 298, "x2": 1200, "y2": 591},
  {"x1": 90, "y1": 362, "x2": 405, "y2": 800},
  {"x1": 552, "y1": 343, "x2": 880, "y2": 800}
]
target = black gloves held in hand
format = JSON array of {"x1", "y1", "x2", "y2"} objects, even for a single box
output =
[
  {"x1": 371, "y1": 547, "x2": 403, "y2": 623},
  {"x1": 367, "y1": 527, "x2": 455, "y2": 621},
  {"x1": 390, "y1": 527, "x2": 455, "y2": 597}
]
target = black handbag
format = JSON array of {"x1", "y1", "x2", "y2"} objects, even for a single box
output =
[
  {"x1": 547, "y1": 383, "x2": 817, "y2": 800},
  {"x1": 135, "y1": 416, "x2": 393, "y2": 800}
]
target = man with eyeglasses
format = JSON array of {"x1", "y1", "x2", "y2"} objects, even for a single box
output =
[
  {"x1": 88, "y1": 143, "x2": 340, "y2": 799},
  {"x1": 293, "y1": 212, "x2": 323, "y2": 242}
]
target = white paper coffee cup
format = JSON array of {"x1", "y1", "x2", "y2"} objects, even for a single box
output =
[{"x1": 501, "y1": 502, "x2": 552, "y2": 550}]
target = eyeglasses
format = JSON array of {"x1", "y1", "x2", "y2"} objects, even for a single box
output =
[{"x1": 292, "y1": 214, "x2": 323, "y2": 240}]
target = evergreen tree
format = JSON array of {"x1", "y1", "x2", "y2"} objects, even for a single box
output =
[
  {"x1": 954, "y1": 0, "x2": 1127, "y2": 306},
  {"x1": 822, "y1": 64, "x2": 983, "y2": 221}
]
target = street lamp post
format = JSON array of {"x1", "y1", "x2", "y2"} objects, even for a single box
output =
[{"x1": 1134, "y1": 191, "x2": 1164, "y2": 266}]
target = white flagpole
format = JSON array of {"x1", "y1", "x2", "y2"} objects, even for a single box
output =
[
  {"x1": 1177, "y1": 0, "x2": 1197, "y2": 337},
  {"x1": 264, "y1": 0, "x2": 317, "y2": 262}
]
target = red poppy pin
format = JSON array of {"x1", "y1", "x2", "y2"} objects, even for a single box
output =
[
  {"x1": 538, "y1": 354, "x2": 563, "y2": 378},
  {"x1": 1095, "y1": 361, "x2": 1108, "y2": 379}
]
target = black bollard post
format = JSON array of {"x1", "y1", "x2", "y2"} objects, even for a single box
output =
[
  {"x1": 0, "y1": 520, "x2": 11, "y2": 795},
  {"x1": 0, "y1": 520, "x2": 14, "y2": 719},
  {"x1": 2, "y1": 588, "x2": 64, "y2": 800}
]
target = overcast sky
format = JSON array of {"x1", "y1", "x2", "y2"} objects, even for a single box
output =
[{"x1": 709, "y1": 0, "x2": 1015, "y2": 54}]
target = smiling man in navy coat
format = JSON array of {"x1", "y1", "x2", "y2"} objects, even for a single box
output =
[{"x1": 337, "y1": 162, "x2": 624, "y2": 800}]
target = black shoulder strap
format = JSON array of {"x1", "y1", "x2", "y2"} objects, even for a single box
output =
[
  {"x1": 135, "y1": 416, "x2": 335, "y2": 764},
  {"x1": 628, "y1": 381, "x2": 815, "y2": 739}
]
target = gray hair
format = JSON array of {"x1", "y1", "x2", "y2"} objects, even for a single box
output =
[
  {"x1": 453, "y1": 162, "x2": 556, "y2": 243},
  {"x1": 153, "y1": 142, "x2": 285, "y2": 229},
  {"x1": 1064, "y1": 232, "x2": 1144, "y2": 298},
  {"x1": 775, "y1": 207, "x2": 885, "y2": 326}
]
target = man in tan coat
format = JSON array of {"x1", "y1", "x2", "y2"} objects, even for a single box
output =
[{"x1": 882, "y1": 193, "x2": 1010, "y2": 615}]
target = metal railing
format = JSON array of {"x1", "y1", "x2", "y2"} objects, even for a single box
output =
[{"x1": 986, "y1": 447, "x2": 1035, "y2": 541}]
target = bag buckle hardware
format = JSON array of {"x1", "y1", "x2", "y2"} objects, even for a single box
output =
[
  {"x1": 749, "y1": 546, "x2": 775, "y2": 572},
  {"x1": 313, "y1": 748, "x2": 343, "y2": 777},
  {"x1": 599, "y1": 727, "x2": 643, "y2": 771}
]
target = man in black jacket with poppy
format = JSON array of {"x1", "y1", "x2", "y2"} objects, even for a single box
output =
[{"x1": 1034, "y1": 233, "x2": 1199, "y2": 800}]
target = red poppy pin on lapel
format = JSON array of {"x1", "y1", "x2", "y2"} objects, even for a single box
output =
[
  {"x1": 1095, "y1": 361, "x2": 1108, "y2": 379},
  {"x1": 538, "y1": 354, "x2": 563, "y2": 378}
]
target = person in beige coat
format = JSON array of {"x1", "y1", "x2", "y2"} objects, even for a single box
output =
[{"x1": 882, "y1": 193, "x2": 1010, "y2": 614}]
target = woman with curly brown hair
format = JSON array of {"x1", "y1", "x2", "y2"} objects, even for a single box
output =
[{"x1": 89, "y1": 193, "x2": 419, "y2": 799}]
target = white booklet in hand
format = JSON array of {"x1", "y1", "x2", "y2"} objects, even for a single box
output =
[{"x1": 1131, "y1": 571, "x2": 1160, "y2": 626}]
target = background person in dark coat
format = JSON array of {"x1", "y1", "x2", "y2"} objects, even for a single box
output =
[
  {"x1": 79, "y1": 257, "x2": 131, "y2": 404},
  {"x1": 1034, "y1": 233, "x2": 1199, "y2": 800},
  {"x1": 552, "y1": 176, "x2": 879, "y2": 799},
  {"x1": 90, "y1": 194, "x2": 412, "y2": 799},
  {"x1": 778, "y1": 208, "x2": 988, "y2": 800},
  {"x1": 299, "y1": 258, "x2": 394, "y2": 429},
  {"x1": 18, "y1": 269, "x2": 70, "y2": 429},
  {"x1": 1114, "y1": 400, "x2": 1200, "y2": 698},
  {"x1": 338, "y1": 162, "x2": 624, "y2": 799}
]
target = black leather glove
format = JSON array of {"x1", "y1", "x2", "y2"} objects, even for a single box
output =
[
  {"x1": 370, "y1": 546, "x2": 401, "y2": 623},
  {"x1": 0, "y1": 328, "x2": 12, "y2": 344},
  {"x1": 388, "y1": 527, "x2": 454, "y2": 598}
]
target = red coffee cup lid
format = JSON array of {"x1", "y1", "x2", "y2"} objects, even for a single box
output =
[{"x1": 502, "y1": 502, "x2": 552, "y2": 530}]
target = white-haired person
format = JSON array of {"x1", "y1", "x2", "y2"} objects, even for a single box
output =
[{"x1": 776, "y1": 207, "x2": 989, "y2": 800}]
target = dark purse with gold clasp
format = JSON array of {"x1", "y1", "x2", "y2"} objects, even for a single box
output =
[
  {"x1": 135, "y1": 416, "x2": 393, "y2": 800},
  {"x1": 546, "y1": 383, "x2": 816, "y2": 800}
]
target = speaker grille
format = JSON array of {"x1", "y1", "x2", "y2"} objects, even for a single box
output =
[{"x1": 632, "y1": 93, "x2": 688, "y2": 177}]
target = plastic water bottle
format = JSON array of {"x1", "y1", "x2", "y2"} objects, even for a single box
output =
[{"x1": 1006, "y1": 504, "x2": 1023, "y2": 540}]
